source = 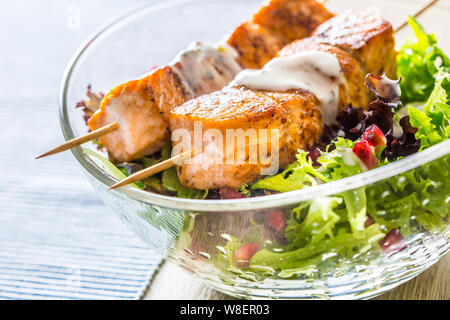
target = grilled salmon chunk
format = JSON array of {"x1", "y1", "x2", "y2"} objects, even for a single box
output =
[
  {"x1": 312, "y1": 10, "x2": 397, "y2": 78},
  {"x1": 226, "y1": 22, "x2": 286, "y2": 69},
  {"x1": 88, "y1": 67, "x2": 183, "y2": 163},
  {"x1": 253, "y1": 0, "x2": 334, "y2": 42},
  {"x1": 170, "y1": 87, "x2": 322, "y2": 189},
  {"x1": 87, "y1": 0, "x2": 333, "y2": 162},
  {"x1": 227, "y1": 0, "x2": 334, "y2": 69}
]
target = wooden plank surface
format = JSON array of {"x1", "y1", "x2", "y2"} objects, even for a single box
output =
[{"x1": 144, "y1": 0, "x2": 450, "y2": 300}]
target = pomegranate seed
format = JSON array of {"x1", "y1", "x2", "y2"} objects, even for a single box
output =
[
  {"x1": 233, "y1": 242, "x2": 262, "y2": 268},
  {"x1": 379, "y1": 229, "x2": 407, "y2": 257},
  {"x1": 267, "y1": 210, "x2": 286, "y2": 232},
  {"x1": 353, "y1": 140, "x2": 378, "y2": 169},
  {"x1": 362, "y1": 124, "x2": 387, "y2": 148}
]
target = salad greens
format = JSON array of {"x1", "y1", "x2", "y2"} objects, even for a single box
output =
[
  {"x1": 251, "y1": 150, "x2": 330, "y2": 192},
  {"x1": 248, "y1": 138, "x2": 385, "y2": 272},
  {"x1": 250, "y1": 224, "x2": 384, "y2": 272},
  {"x1": 252, "y1": 139, "x2": 363, "y2": 192},
  {"x1": 408, "y1": 69, "x2": 450, "y2": 149},
  {"x1": 398, "y1": 16, "x2": 449, "y2": 103},
  {"x1": 235, "y1": 18, "x2": 450, "y2": 276},
  {"x1": 367, "y1": 154, "x2": 449, "y2": 237}
]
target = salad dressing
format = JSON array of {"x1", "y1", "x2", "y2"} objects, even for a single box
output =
[
  {"x1": 234, "y1": 51, "x2": 344, "y2": 125},
  {"x1": 171, "y1": 42, "x2": 242, "y2": 97}
]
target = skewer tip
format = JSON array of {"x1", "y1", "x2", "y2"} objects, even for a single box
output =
[
  {"x1": 109, "y1": 181, "x2": 126, "y2": 190},
  {"x1": 35, "y1": 122, "x2": 120, "y2": 160},
  {"x1": 35, "y1": 150, "x2": 57, "y2": 159}
]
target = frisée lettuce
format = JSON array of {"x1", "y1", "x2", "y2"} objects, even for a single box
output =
[{"x1": 397, "y1": 16, "x2": 450, "y2": 103}]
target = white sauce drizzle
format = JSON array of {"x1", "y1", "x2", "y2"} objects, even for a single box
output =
[
  {"x1": 233, "y1": 51, "x2": 344, "y2": 125},
  {"x1": 171, "y1": 42, "x2": 242, "y2": 97}
]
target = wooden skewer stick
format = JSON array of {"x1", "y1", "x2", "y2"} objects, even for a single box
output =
[
  {"x1": 35, "y1": 121, "x2": 119, "y2": 159},
  {"x1": 109, "y1": 146, "x2": 203, "y2": 190},
  {"x1": 394, "y1": 0, "x2": 439, "y2": 33}
]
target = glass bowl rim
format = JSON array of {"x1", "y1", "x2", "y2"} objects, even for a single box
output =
[{"x1": 59, "y1": 0, "x2": 450, "y2": 212}]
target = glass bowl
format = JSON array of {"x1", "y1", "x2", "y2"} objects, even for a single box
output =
[{"x1": 59, "y1": 0, "x2": 449, "y2": 299}]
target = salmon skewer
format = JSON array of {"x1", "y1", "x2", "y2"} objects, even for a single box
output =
[
  {"x1": 38, "y1": 1, "x2": 439, "y2": 190},
  {"x1": 168, "y1": 10, "x2": 397, "y2": 190},
  {"x1": 37, "y1": 0, "x2": 334, "y2": 161}
]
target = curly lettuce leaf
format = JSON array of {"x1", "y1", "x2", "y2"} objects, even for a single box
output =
[
  {"x1": 250, "y1": 224, "x2": 384, "y2": 271},
  {"x1": 316, "y1": 138, "x2": 362, "y2": 179},
  {"x1": 367, "y1": 155, "x2": 449, "y2": 236},
  {"x1": 316, "y1": 139, "x2": 369, "y2": 235},
  {"x1": 341, "y1": 189, "x2": 368, "y2": 237},
  {"x1": 285, "y1": 197, "x2": 342, "y2": 250},
  {"x1": 251, "y1": 139, "x2": 361, "y2": 192},
  {"x1": 409, "y1": 69, "x2": 450, "y2": 149},
  {"x1": 251, "y1": 150, "x2": 328, "y2": 192},
  {"x1": 253, "y1": 138, "x2": 368, "y2": 237},
  {"x1": 397, "y1": 16, "x2": 450, "y2": 103},
  {"x1": 237, "y1": 184, "x2": 252, "y2": 197}
]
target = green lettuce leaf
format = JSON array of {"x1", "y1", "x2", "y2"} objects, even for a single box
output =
[
  {"x1": 409, "y1": 69, "x2": 450, "y2": 149},
  {"x1": 316, "y1": 138, "x2": 362, "y2": 179},
  {"x1": 250, "y1": 224, "x2": 384, "y2": 271},
  {"x1": 366, "y1": 155, "x2": 449, "y2": 236},
  {"x1": 251, "y1": 150, "x2": 328, "y2": 192},
  {"x1": 251, "y1": 139, "x2": 361, "y2": 192},
  {"x1": 311, "y1": 139, "x2": 369, "y2": 236},
  {"x1": 397, "y1": 16, "x2": 450, "y2": 103},
  {"x1": 285, "y1": 197, "x2": 342, "y2": 250}
]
